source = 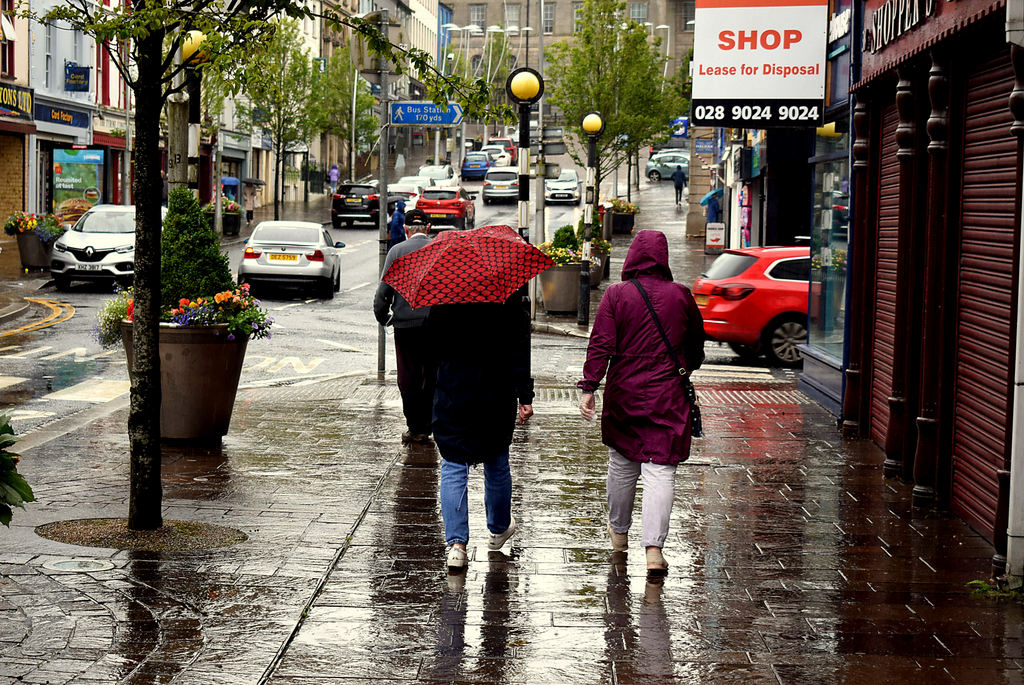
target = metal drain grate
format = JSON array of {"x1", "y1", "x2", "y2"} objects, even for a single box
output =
[{"x1": 698, "y1": 388, "x2": 813, "y2": 405}]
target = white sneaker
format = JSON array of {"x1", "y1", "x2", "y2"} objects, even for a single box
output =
[
  {"x1": 446, "y1": 545, "x2": 467, "y2": 573},
  {"x1": 488, "y1": 516, "x2": 516, "y2": 551}
]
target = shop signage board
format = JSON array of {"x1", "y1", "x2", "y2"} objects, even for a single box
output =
[
  {"x1": 705, "y1": 222, "x2": 727, "y2": 254},
  {"x1": 52, "y1": 149, "x2": 104, "y2": 224},
  {"x1": 35, "y1": 104, "x2": 90, "y2": 129},
  {"x1": 691, "y1": 0, "x2": 827, "y2": 127},
  {"x1": 0, "y1": 83, "x2": 33, "y2": 121},
  {"x1": 64, "y1": 64, "x2": 91, "y2": 92}
]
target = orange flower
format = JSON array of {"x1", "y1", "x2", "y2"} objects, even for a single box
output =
[{"x1": 179, "y1": 298, "x2": 190, "y2": 307}]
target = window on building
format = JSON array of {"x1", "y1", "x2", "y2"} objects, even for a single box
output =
[
  {"x1": 469, "y1": 4, "x2": 486, "y2": 28},
  {"x1": 0, "y1": 0, "x2": 14, "y2": 77},
  {"x1": 505, "y1": 4, "x2": 520, "y2": 27},
  {"x1": 680, "y1": 0, "x2": 695, "y2": 27},
  {"x1": 44, "y1": 22, "x2": 54, "y2": 89},
  {"x1": 572, "y1": 2, "x2": 583, "y2": 32},
  {"x1": 543, "y1": 2, "x2": 554, "y2": 34},
  {"x1": 72, "y1": 29, "x2": 82, "y2": 63},
  {"x1": 629, "y1": 2, "x2": 647, "y2": 23}
]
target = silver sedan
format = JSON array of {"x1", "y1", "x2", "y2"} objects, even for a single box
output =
[{"x1": 238, "y1": 221, "x2": 345, "y2": 299}]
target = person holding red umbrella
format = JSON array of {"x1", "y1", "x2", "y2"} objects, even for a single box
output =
[{"x1": 383, "y1": 225, "x2": 554, "y2": 573}]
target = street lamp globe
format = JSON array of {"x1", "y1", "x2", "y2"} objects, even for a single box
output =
[
  {"x1": 507, "y1": 68, "x2": 543, "y2": 103},
  {"x1": 582, "y1": 111, "x2": 605, "y2": 136},
  {"x1": 181, "y1": 30, "x2": 208, "y2": 64}
]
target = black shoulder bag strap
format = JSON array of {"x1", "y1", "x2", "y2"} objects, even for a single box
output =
[{"x1": 630, "y1": 278, "x2": 703, "y2": 437}]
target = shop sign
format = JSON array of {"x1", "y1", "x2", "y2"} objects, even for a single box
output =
[
  {"x1": 64, "y1": 64, "x2": 91, "y2": 92},
  {"x1": 0, "y1": 83, "x2": 33, "y2": 121},
  {"x1": 705, "y1": 222, "x2": 727, "y2": 255},
  {"x1": 864, "y1": 0, "x2": 935, "y2": 53},
  {"x1": 691, "y1": 0, "x2": 827, "y2": 128},
  {"x1": 694, "y1": 139, "x2": 715, "y2": 154},
  {"x1": 52, "y1": 149, "x2": 104, "y2": 224},
  {"x1": 829, "y1": 8, "x2": 851, "y2": 43},
  {"x1": 35, "y1": 104, "x2": 90, "y2": 128}
]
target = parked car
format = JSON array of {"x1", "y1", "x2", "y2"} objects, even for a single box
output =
[
  {"x1": 481, "y1": 168, "x2": 520, "y2": 204},
  {"x1": 544, "y1": 168, "x2": 581, "y2": 205},
  {"x1": 480, "y1": 144, "x2": 512, "y2": 168},
  {"x1": 415, "y1": 186, "x2": 477, "y2": 230},
  {"x1": 397, "y1": 175, "x2": 436, "y2": 189},
  {"x1": 460, "y1": 151, "x2": 492, "y2": 180},
  {"x1": 238, "y1": 221, "x2": 345, "y2": 298},
  {"x1": 417, "y1": 164, "x2": 456, "y2": 185},
  {"x1": 645, "y1": 151, "x2": 690, "y2": 182},
  {"x1": 691, "y1": 246, "x2": 810, "y2": 366},
  {"x1": 488, "y1": 136, "x2": 517, "y2": 164},
  {"x1": 387, "y1": 183, "x2": 423, "y2": 210},
  {"x1": 50, "y1": 204, "x2": 168, "y2": 290}
]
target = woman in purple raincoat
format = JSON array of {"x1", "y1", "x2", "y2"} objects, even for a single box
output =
[{"x1": 578, "y1": 230, "x2": 705, "y2": 577}]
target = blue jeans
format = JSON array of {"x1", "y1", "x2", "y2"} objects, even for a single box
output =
[{"x1": 440, "y1": 452, "x2": 512, "y2": 546}]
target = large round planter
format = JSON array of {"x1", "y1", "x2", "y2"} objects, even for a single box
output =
[
  {"x1": 121, "y1": 322, "x2": 249, "y2": 442},
  {"x1": 540, "y1": 264, "x2": 581, "y2": 314},
  {"x1": 611, "y1": 212, "x2": 635, "y2": 234},
  {"x1": 16, "y1": 232, "x2": 53, "y2": 270},
  {"x1": 589, "y1": 249, "x2": 608, "y2": 287}
]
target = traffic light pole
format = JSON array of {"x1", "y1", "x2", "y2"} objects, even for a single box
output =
[
  {"x1": 377, "y1": 9, "x2": 390, "y2": 378},
  {"x1": 579, "y1": 134, "x2": 597, "y2": 327}
]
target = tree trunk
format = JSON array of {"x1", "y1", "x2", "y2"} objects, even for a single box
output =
[
  {"x1": 127, "y1": 22, "x2": 164, "y2": 531},
  {"x1": 273, "y1": 139, "x2": 282, "y2": 220}
]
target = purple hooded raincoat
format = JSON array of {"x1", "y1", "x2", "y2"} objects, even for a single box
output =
[{"x1": 578, "y1": 230, "x2": 705, "y2": 465}]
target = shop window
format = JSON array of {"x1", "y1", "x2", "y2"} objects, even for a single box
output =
[
  {"x1": 1, "y1": 0, "x2": 14, "y2": 77},
  {"x1": 469, "y1": 4, "x2": 486, "y2": 28},
  {"x1": 572, "y1": 2, "x2": 583, "y2": 32},
  {"x1": 505, "y1": 4, "x2": 520, "y2": 27}
]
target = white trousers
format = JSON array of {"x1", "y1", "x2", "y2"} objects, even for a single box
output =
[{"x1": 606, "y1": 448, "x2": 676, "y2": 549}]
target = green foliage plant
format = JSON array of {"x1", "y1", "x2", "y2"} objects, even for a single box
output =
[
  {"x1": 96, "y1": 287, "x2": 134, "y2": 348},
  {"x1": 4, "y1": 212, "x2": 65, "y2": 244},
  {"x1": 160, "y1": 188, "x2": 234, "y2": 309},
  {"x1": 0, "y1": 413, "x2": 35, "y2": 527},
  {"x1": 575, "y1": 217, "x2": 611, "y2": 253},
  {"x1": 552, "y1": 224, "x2": 580, "y2": 251}
]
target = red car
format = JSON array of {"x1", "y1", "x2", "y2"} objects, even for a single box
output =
[
  {"x1": 488, "y1": 137, "x2": 517, "y2": 165},
  {"x1": 414, "y1": 185, "x2": 476, "y2": 230},
  {"x1": 691, "y1": 247, "x2": 810, "y2": 366}
]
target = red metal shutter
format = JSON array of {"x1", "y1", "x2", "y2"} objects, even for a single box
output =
[
  {"x1": 952, "y1": 55, "x2": 1016, "y2": 542},
  {"x1": 870, "y1": 104, "x2": 900, "y2": 446}
]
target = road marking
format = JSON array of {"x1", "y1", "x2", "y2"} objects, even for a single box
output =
[
  {"x1": 0, "y1": 298, "x2": 75, "y2": 338},
  {"x1": 44, "y1": 379, "x2": 130, "y2": 402},
  {"x1": 269, "y1": 357, "x2": 323, "y2": 374},
  {"x1": 342, "y1": 281, "x2": 371, "y2": 293},
  {"x1": 271, "y1": 303, "x2": 304, "y2": 311},
  {"x1": 316, "y1": 339, "x2": 369, "y2": 353},
  {"x1": 0, "y1": 376, "x2": 27, "y2": 390},
  {"x1": 1, "y1": 346, "x2": 52, "y2": 359},
  {"x1": 39, "y1": 348, "x2": 118, "y2": 362}
]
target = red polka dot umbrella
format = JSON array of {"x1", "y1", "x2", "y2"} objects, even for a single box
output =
[{"x1": 382, "y1": 225, "x2": 555, "y2": 308}]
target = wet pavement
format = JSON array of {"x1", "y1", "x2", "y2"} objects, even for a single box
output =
[{"x1": 3, "y1": 160, "x2": 1023, "y2": 685}]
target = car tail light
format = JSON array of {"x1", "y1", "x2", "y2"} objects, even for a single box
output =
[
  {"x1": 367, "y1": 193, "x2": 379, "y2": 201},
  {"x1": 333, "y1": 193, "x2": 341, "y2": 199},
  {"x1": 306, "y1": 250, "x2": 325, "y2": 262},
  {"x1": 711, "y1": 284, "x2": 754, "y2": 300},
  {"x1": 243, "y1": 247, "x2": 261, "y2": 259}
]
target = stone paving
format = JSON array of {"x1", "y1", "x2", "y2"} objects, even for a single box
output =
[{"x1": 3, "y1": 165, "x2": 1024, "y2": 684}]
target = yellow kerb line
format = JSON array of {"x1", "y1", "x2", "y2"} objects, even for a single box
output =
[{"x1": 0, "y1": 298, "x2": 76, "y2": 338}]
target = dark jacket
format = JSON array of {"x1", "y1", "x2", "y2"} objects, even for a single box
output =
[
  {"x1": 429, "y1": 295, "x2": 535, "y2": 464},
  {"x1": 671, "y1": 166, "x2": 687, "y2": 187},
  {"x1": 388, "y1": 201, "x2": 407, "y2": 250},
  {"x1": 373, "y1": 232, "x2": 431, "y2": 328},
  {"x1": 578, "y1": 231, "x2": 705, "y2": 465}
]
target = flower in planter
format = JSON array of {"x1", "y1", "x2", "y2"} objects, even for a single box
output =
[
  {"x1": 202, "y1": 198, "x2": 242, "y2": 215},
  {"x1": 607, "y1": 198, "x2": 640, "y2": 214},
  {"x1": 537, "y1": 243, "x2": 582, "y2": 266},
  {"x1": 168, "y1": 284, "x2": 273, "y2": 341},
  {"x1": 3, "y1": 212, "x2": 66, "y2": 244}
]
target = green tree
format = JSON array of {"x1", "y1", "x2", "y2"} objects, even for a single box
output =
[
  {"x1": 308, "y1": 48, "x2": 379, "y2": 180},
  {"x1": 545, "y1": 0, "x2": 675, "y2": 188}
]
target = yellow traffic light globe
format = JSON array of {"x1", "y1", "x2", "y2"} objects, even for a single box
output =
[
  {"x1": 582, "y1": 112, "x2": 604, "y2": 136},
  {"x1": 510, "y1": 71, "x2": 540, "y2": 101},
  {"x1": 182, "y1": 30, "x2": 209, "y2": 64}
]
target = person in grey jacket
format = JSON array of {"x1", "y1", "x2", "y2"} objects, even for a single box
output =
[{"x1": 373, "y1": 215, "x2": 436, "y2": 444}]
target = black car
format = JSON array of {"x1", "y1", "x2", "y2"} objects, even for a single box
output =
[{"x1": 331, "y1": 182, "x2": 403, "y2": 228}]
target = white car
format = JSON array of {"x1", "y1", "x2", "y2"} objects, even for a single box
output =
[
  {"x1": 238, "y1": 221, "x2": 344, "y2": 299},
  {"x1": 387, "y1": 183, "x2": 423, "y2": 210},
  {"x1": 397, "y1": 175, "x2": 435, "y2": 189},
  {"x1": 544, "y1": 169, "x2": 582, "y2": 205},
  {"x1": 417, "y1": 164, "x2": 455, "y2": 185},
  {"x1": 480, "y1": 145, "x2": 512, "y2": 168},
  {"x1": 50, "y1": 204, "x2": 167, "y2": 290}
]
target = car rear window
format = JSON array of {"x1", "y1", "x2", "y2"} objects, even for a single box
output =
[
  {"x1": 704, "y1": 252, "x2": 757, "y2": 280},
  {"x1": 466, "y1": 153, "x2": 488, "y2": 161},
  {"x1": 252, "y1": 226, "x2": 320, "y2": 244},
  {"x1": 338, "y1": 184, "x2": 373, "y2": 196},
  {"x1": 767, "y1": 257, "x2": 809, "y2": 281},
  {"x1": 422, "y1": 189, "x2": 458, "y2": 200},
  {"x1": 486, "y1": 171, "x2": 518, "y2": 182}
]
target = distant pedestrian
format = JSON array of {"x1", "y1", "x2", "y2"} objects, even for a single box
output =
[
  {"x1": 242, "y1": 182, "x2": 258, "y2": 226},
  {"x1": 430, "y1": 293, "x2": 534, "y2": 573},
  {"x1": 328, "y1": 164, "x2": 340, "y2": 194},
  {"x1": 161, "y1": 170, "x2": 168, "y2": 207},
  {"x1": 373, "y1": 213, "x2": 435, "y2": 445},
  {"x1": 705, "y1": 193, "x2": 721, "y2": 224},
  {"x1": 670, "y1": 165, "x2": 687, "y2": 205},
  {"x1": 578, "y1": 230, "x2": 705, "y2": 579},
  {"x1": 388, "y1": 201, "x2": 407, "y2": 251}
]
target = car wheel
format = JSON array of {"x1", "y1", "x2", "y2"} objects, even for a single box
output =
[
  {"x1": 318, "y1": 276, "x2": 335, "y2": 300},
  {"x1": 648, "y1": 170, "x2": 661, "y2": 182},
  {"x1": 763, "y1": 316, "x2": 807, "y2": 367},
  {"x1": 483, "y1": 197, "x2": 490, "y2": 206},
  {"x1": 728, "y1": 342, "x2": 760, "y2": 360},
  {"x1": 53, "y1": 275, "x2": 71, "y2": 291},
  {"x1": 332, "y1": 217, "x2": 342, "y2": 229}
]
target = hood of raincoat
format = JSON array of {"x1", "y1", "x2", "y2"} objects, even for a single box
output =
[
  {"x1": 395, "y1": 200, "x2": 406, "y2": 214},
  {"x1": 621, "y1": 230, "x2": 673, "y2": 281}
]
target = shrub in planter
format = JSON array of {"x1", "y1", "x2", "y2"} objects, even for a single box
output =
[
  {"x1": 0, "y1": 413, "x2": 34, "y2": 527},
  {"x1": 162, "y1": 189, "x2": 234, "y2": 308}
]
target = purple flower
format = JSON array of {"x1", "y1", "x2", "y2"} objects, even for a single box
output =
[{"x1": 227, "y1": 333, "x2": 235, "y2": 341}]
